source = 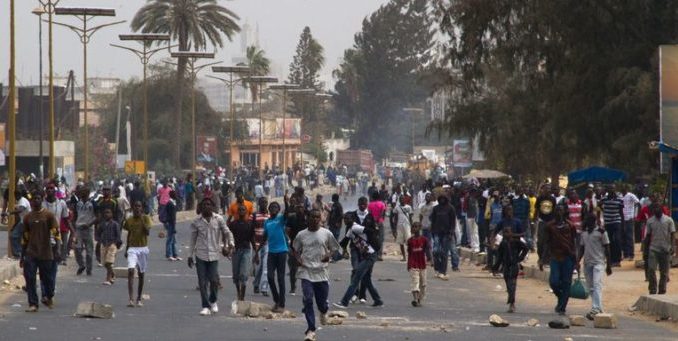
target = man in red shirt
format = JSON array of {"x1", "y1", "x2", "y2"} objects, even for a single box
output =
[{"x1": 407, "y1": 222, "x2": 431, "y2": 307}]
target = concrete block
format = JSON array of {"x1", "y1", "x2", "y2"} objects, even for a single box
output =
[
  {"x1": 75, "y1": 302, "x2": 114, "y2": 319},
  {"x1": 593, "y1": 313, "x2": 617, "y2": 329},
  {"x1": 568, "y1": 315, "x2": 586, "y2": 326},
  {"x1": 633, "y1": 295, "x2": 678, "y2": 321},
  {"x1": 325, "y1": 317, "x2": 344, "y2": 325}
]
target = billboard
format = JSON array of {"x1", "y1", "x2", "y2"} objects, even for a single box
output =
[
  {"x1": 453, "y1": 139, "x2": 472, "y2": 168},
  {"x1": 243, "y1": 118, "x2": 301, "y2": 140},
  {"x1": 660, "y1": 45, "x2": 678, "y2": 173},
  {"x1": 197, "y1": 136, "x2": 218, "y2": 166}
]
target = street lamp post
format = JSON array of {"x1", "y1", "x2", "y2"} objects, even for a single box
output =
[
  {"x1": 37, "y1": 0, "x2": 60, "y2": 179},
  {"x1": 169, "y1": 51, "x2": 218, "y2": 182},
  {"x1": 7, "y1": 0, "x2": 16, "y2": 257},
  {"x1": 288, "y1": 88, "x2": 316, "y2": 169},
  {"x1": 315, "y1": 92, "x2": 333, "y2": 164},
  {"x1": 243, "y1": 76, "x2": 278, "y2": 177},
  {"x1": 210, "y1": 65, "x2": 251, "y2": 179},
  {"x1": 53, "y1": 7, "x2": 124, "y2": 181},
  {"x1": 403, "y1": 107, "x2": 424, "y2": 155},
  {"x1": 32, "y1": 7, "x2": 46, "y2": 180},
  {"x1": 111, "y1": 33, "x2": 172, "y2": 182},
  {"x1": 269, "y1": 84, "x2": 299, "y2": 183}
]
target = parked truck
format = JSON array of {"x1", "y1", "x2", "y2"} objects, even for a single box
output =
[{"x1": 336, "y1": 149, "x2": 375, "y2": 175}]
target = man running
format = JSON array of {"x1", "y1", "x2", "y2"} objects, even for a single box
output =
[
  {"x1": 293, "y1": 209, "x2": 340, "y2": 341},
  {"x1": 123, "y1": 201, "x2": 152, "y2": 308}
]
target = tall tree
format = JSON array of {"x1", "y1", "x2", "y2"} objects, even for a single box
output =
[
  {"x1": 243, "y1": 45, "x2": 271, "y2": 103},
  {"x1": 332, "y1": 0, "x2": 433, "y2": 157},
  {"x1": 131, "y1": 0, "x2": 240, "y2": 168},
  {"x1": 288, "y1": 26, "x2": 325, "y2": 89},
  {"x1": 432, "y1": 0, "x2": 678, "y2": 179}
]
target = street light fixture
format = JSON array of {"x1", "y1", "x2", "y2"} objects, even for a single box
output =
[
  {"x1": 32, "y1": 7, "x2": 47, "y2": 179},
  {"x1": 211, "y1": 65, "x2": 251, "y2": 179},
  {"x1": 37, "y1": 0, "x2": 62, "y2": 179},
  {"x1": 169, "y1": 51, "x2": 219, "y2": 181},
  {"x1": 53, "y1": 7, "x2": 124, "y2": 181},
  {"x1": 403, "y1": 107, "x2": 424, "y2": 155},
  {"x1": 269, "y1": 84, "x2": 299, "y2": 178},
  {"x1": 111, "y1": 33, "x2": 172, "y2": 182},
  {"x1": 243, "y1": 76, "x2": 278, "y2": 176}
]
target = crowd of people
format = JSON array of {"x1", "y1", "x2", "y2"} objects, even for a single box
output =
[{"x1": 5, "y1": 170, "x2": 678, "y2": 341}]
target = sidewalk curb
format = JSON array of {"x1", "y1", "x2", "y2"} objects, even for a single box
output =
[{"x1": 633, "y1": 295, "x2": 678, "y2": 321}]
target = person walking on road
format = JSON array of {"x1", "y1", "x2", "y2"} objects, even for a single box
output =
[
  {"x1": 600, "y1": 186, "x2": 624, "y2": 267},
  {"x1": 253, "y1": 197, "x2": 270, "y2": 297},
  {"x1": 293, "y1": 208, "x2": 340, "y2": 341},
  {"x1": 229, "y1": 204, "x2": 256, "y2": 301},
  {"x1": 41, "y1": 183, "x2": 70, "y2": 303},
  {"x1": 188, "y1": 197, "x2": 234, "y2": 316},
  {"x1": 123, "y1": 201, "x2": 153, "y2": 308},
  {"x1": 327, "y1": 194, "x2": 344, "y2": 241},
  {"x1": 394, "y1": 196, "x2": 413, "y2": 261},
  {"x1": 75, "y1": 187, "x2": 96, "y2": 276},
  {"x1": 260, "y1": 199, "x2": 289, "y2": 312},
  {"x1": 577, "y1": 210, "x2": 612, "y2": 320},
  {"x1": 492, "y1": 206, "x2": 529, "y2": 313},
  {"x1": 96, "y1": 208, "x2": 122, "y2": 286},
  {"x1": 163, "y1": 191, "x2": 180, "y2": 261},
  {"x1": 541, "y1": 204, "x2": 577, "y2": 315},
  {"x1": 286, "y1": 196, "x2": 307, "y2": 296},
  {"x1": 407, "y1": 222, "x2": 431, "y2": 307},
  {"x1": 368, "y1": 191, "x2": 387, "y2": 260},
  {"x1": 430, "y1": 195, "x2": 458, "y2": 279},
  {"x1": 21, "y1": 190, "x2": 61, "y2": 312},
  {"x1": 644, "y1": 203, "x2": 676, "y2": 295},
  {"x1": 333, "y1": 210, "x2": 383, "y2": 309}
]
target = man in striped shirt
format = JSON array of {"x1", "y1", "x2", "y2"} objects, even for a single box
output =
[{"x1": 600, "y1": 186, "x2": 624, "y2": 267}]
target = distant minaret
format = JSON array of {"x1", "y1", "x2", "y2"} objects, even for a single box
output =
[
  {"x1": 255, "y1": 23, "x2": 260, "y2": 48},
  {"x1": 240, "y1": 20, "x2": 251, "y2": 54}
]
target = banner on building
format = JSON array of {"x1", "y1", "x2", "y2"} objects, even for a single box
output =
[
  {"x1": 197, "y1": 136, "x2": 218, "y2": 165},
  {"x1": 453, "y1": 139, "x2": 472, "y2": 168},
  {"x1": 660, "y1": 45, "x2": 678, "y2": 173}
]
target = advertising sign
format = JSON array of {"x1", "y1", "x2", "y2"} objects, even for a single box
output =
[
  {"x1": 660, "y1": 45, "x2": 678, "y2": 173},
  {"x1": 453, "y1": 139, "x2": 472, "y2": 168},
  {"x1": 197, "y1": 136, "x2": 218, "y2": 165}
]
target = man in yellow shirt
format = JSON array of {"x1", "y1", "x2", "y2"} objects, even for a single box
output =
[{"x1": 123, "y1": 201, "x2": 152, "y2": 308}]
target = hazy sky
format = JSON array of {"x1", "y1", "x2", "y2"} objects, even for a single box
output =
[{"x1": 0, "y1": 0, "x2": 390, "y2": 89}]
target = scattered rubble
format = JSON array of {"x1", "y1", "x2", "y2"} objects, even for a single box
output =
[
  {"x1": 489, "y1": 314, "x2": 509, "y2": 327},
  {"x1": 75, "y1": 302, "x2": 114, "y2": 319}
]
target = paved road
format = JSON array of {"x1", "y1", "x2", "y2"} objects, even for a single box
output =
[{"x1": 0, "y1": 194, "x2": 676, "y2": 340}]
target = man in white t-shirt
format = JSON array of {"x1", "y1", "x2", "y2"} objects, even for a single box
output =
[
  {"x1": 621, "y1": 186, "x2": 639, "y2": 261},
  {"x1": 394, "y1": 196, "x2": 413, "y2": 261}
]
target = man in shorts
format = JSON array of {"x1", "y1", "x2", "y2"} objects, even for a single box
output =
[{"x1": 123, "y1": 201, "x2": 152, "y2": 307}]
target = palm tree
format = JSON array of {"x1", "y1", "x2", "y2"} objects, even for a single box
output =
[
  {"x1": 131, "y1": 0, "x2": 240, "y2": 168},
  {"x1": 243, "y1": 45, "x2": 271, "y2": 104}
]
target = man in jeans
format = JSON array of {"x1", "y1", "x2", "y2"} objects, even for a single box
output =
[
  {"x1": 621, "y1": 185, "x2": 639, "y2": 261},
  {"x1": 21, "y1": 190, "x2": 61, "y2": 312},
  {"x1": 334, "y1": 211, "x2": 383, "y2": 309},
  {"x1": 600, "y1": 186, "x2": 624, "y2": 267},
  {"x1": 430, "y1": 195, "x2": 458, "y2": 280},
  {"x1": 229, "y1": 204, "x2": 256, "y2": 301},
  {"x1": 577, "y1": 210, "x2": 612, "y2": 320},
  {"x1": 644, "y1": 203, "x2": 676, "y2": 295},
  {"x1": 292, "y1": 209, "x2": 340, "y2": 341},
  {"x1": 541, "y1": 204, "x2": 577, "y2": 315},
  {"x1": 188, "y1": 197, "x2": 234, "y2": 316},
  {"x1": 75, "y1": 187, "x2": 96, "y2": 276}
]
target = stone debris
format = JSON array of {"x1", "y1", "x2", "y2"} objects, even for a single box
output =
[
  {"x1": 635, "y1": 260, "x2": 644, "y2": 268},
  {"x1": 548, "y1": 318, "x2": 570, "y2": 329},
  {"x1": 231, "y1": 300, "x2": 272, "y2": 318},
  {"x1": 494, "y1": 285, "x2": 503, "y2": 291},
  {"x1": 75, "y1": 302, "x2": 114, "y2": 319},
  {"x1": 527, "y1": 318, "x2": 539, "y2": 327},
  {"x1": 3, "y1": 280, "x2": 10, "y2": 285},
  {"x1": 355, "y1": 311, "x2": 367, "y2": 319},
  {"x1": 593, "y1": 313, "x2": 617, "y2": 329},
  {"x1": 489, "y1": 314, "x2": 509, "y2": 327},
  {"x1": 11, "y1": 303, "x2": 21, "y2": 308},
  {"x1": 281, "y1": 310, "x2": 297, "y2": 319},
  {"x1": 377, "y1": 278, "x2": 395, "y2": 282},
  {"x1": 328, "y1": 310, "x2": 349, "y2": 318},
  {"x1": 29, "y1": 327, "x2": 37, "y2": 331},
  {"x1": 568, "y1": 315, "x2": 586, "y2": 327},
  {"x1": 325, "y1": 317, "x2": 344, "y2": 325},
  {"x1": 141, "y1": 294, "x2": 150, "y2": 300},
  {"x1": 379, "y1": 321, "x2": 390, "y2": 327},
  {"x1": 564, "y1": 338, "x2": 574, "y2": 341}
]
